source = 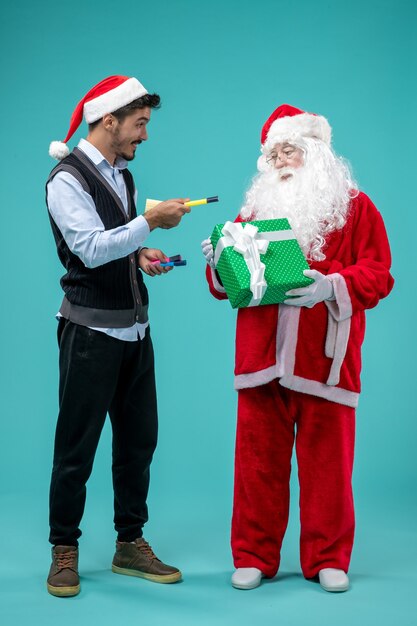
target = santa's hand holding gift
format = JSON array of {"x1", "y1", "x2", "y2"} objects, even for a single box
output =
[{"x1": 202, "y1": 104, "x2": 394, "y2": 592}]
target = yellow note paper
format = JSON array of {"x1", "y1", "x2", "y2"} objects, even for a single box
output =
[{"x1": 144, "y1": 198, "x2": 162, "y2": 213}]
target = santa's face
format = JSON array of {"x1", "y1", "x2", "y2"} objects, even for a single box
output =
[
  {"x1": 241, "y1": 137, "x2": 354, "y2": 261},
  {"x1": 266, "y1": 143, "x2": 304, "y2": 181}
]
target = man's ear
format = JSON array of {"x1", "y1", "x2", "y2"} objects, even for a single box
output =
[{"x1": 102, "y1": 113, "x2": 116, "y2": 130}]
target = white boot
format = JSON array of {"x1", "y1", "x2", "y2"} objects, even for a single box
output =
[
  {"x1": 231, "y1": 567, "x2": 263, "y2": 590},
  {"x1": 319, "y1": 568, "x2": 349, "y2": 592}
]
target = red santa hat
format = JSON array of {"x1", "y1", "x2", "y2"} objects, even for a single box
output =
[
  {"x1": 49, "y1": 75, "x2": 148, "y2": 160},
  {"x1": 261, "y1": 104, "x2": 332, "y2": 154}
]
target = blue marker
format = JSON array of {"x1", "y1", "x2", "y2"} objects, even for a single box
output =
[{"x1": 160, "y1": 260, "x2": 187, "y2": 267}]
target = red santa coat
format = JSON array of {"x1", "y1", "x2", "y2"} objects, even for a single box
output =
[{"x1": 206, "y1": 191, "x2": 394, "y2": 407}]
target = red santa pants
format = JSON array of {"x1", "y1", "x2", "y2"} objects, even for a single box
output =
[{"x1": 231, "y1": 380, "x2": 355, "y2": 579}]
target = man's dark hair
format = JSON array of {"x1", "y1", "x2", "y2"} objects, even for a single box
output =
[{"x1": 88, "y1": 93, "x2": 161, "y2": 131}]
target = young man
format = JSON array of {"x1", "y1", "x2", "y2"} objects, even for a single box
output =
[
  {"x1": 202, "y1": 104, "x2": 394, "y2": 592},
  {"x1": 46, "y1": 75, "x2": 190, "y2": 597}
]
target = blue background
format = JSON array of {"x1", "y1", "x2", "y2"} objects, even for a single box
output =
[{"x1": 1, "y1": 0, "x2": 416, "y2": 624}]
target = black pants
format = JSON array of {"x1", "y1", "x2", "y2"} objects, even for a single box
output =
[{"x1": 49, "y1": 318, "x2": 158, "y2": 547}]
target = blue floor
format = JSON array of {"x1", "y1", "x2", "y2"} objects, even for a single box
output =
[{"x1": 1, "y1": 490, "x2": 416, "y2": 626}]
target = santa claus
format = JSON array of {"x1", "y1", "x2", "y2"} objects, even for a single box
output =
[{"x1": 202, "y1": 104, "x2": 394, "y2": 592}]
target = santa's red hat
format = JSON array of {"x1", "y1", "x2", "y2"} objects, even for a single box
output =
[
  {"x1": 261, "y1": 104, "x2": 331, "y2": 153},
  {"x1": 49, "y1": 75, "x2": 148, "y2": 160}
]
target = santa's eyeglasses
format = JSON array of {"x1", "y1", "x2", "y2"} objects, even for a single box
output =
[{"x1": 266, "y1": 145, "x2": 301, "y2": 165}]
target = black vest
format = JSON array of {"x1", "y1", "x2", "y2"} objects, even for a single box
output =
[{"x1": 46, "y1": 148, "x2": 149, "y2": 327}]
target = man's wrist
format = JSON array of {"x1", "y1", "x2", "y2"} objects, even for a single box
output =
[{"x1": 144, "y1": 211, "x2": 159, "y2": 231}]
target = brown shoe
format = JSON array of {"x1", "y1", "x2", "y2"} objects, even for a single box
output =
[
  {"x1": 47, "y1": 546, "x2": 80, "y2": 597},
  {"x1": 112, "y1": 538, "x2": 182, "y2": 583}
]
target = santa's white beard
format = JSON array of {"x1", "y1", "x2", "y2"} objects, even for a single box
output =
[{"x1": 240, "y1": 140, "x2": 356, "y2": 261}]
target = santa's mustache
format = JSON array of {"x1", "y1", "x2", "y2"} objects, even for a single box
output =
[{"x1": 277, "y1": 166, "x2": 297, "y2": 181}]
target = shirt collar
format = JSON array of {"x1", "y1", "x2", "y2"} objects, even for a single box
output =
[{"x1": 78, "y1": 138, "x2": 128, "y2": 170}]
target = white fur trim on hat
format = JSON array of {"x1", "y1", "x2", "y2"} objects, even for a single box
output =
[
  {"x1": 83, "y1": 77, "x2": 148, "y2": 123},
  {"x1": 263, "y1": 113, "x2": 331, "y2": 153},
  {"x1": 49, "y1": 141, "x2": 70, "y2": 160}
]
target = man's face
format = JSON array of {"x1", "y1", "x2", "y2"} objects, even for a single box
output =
[
  {"x1": 266, "y1": 142, "x2": 304, "y2": 181},
  {"x1": 110, "y1": 107, "x2": 151, "y2": 161}
]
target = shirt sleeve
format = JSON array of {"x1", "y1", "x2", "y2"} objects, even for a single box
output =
[{"x1": 47, "y1": 171, "x2": 150, "y2": 269}]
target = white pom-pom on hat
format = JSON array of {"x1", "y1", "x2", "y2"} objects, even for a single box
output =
[
  {"x1": 49, "y1": 141, "x2": 70, "y2": 161},
  {"x1": 49, "y1": 75, "x2": 148, "y2": 159}
]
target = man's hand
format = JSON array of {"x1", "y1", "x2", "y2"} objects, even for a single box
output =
[
  {"x1": 144, "y1": 198, "x2": 191, "y2": 230},
  {"x1": 201, "y1": 238, "x2": 215, "y2": 268},
  {"x1": 284, "y1": 269, "x2": 334, "y2": 308},
  {"x1": 138, "y1": 248, "x2": 173, "y2": 276}
]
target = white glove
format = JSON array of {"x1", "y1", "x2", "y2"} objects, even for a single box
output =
[
  {"x1": 201, "y1": 238, "x2": 215, "y2": 269},
  {"x1": 284, "y1": 269, "x2": 334, "y2": 308}
]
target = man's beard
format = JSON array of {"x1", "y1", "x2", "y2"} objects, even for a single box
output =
[
  {"x1": 112, "y1": 128, "x2": 142, "y2": 161},
  {"x1": 240, "y1": 139, "x2": 357, "y2": 261}
]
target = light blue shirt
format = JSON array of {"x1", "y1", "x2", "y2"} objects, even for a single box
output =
[{"x1": 47, "y1": 138, "x2": 150, "y2": 341}]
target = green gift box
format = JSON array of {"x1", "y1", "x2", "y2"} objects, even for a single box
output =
[{"x1": 210, "y1": 218, "x2": 313, "y2": 308}]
